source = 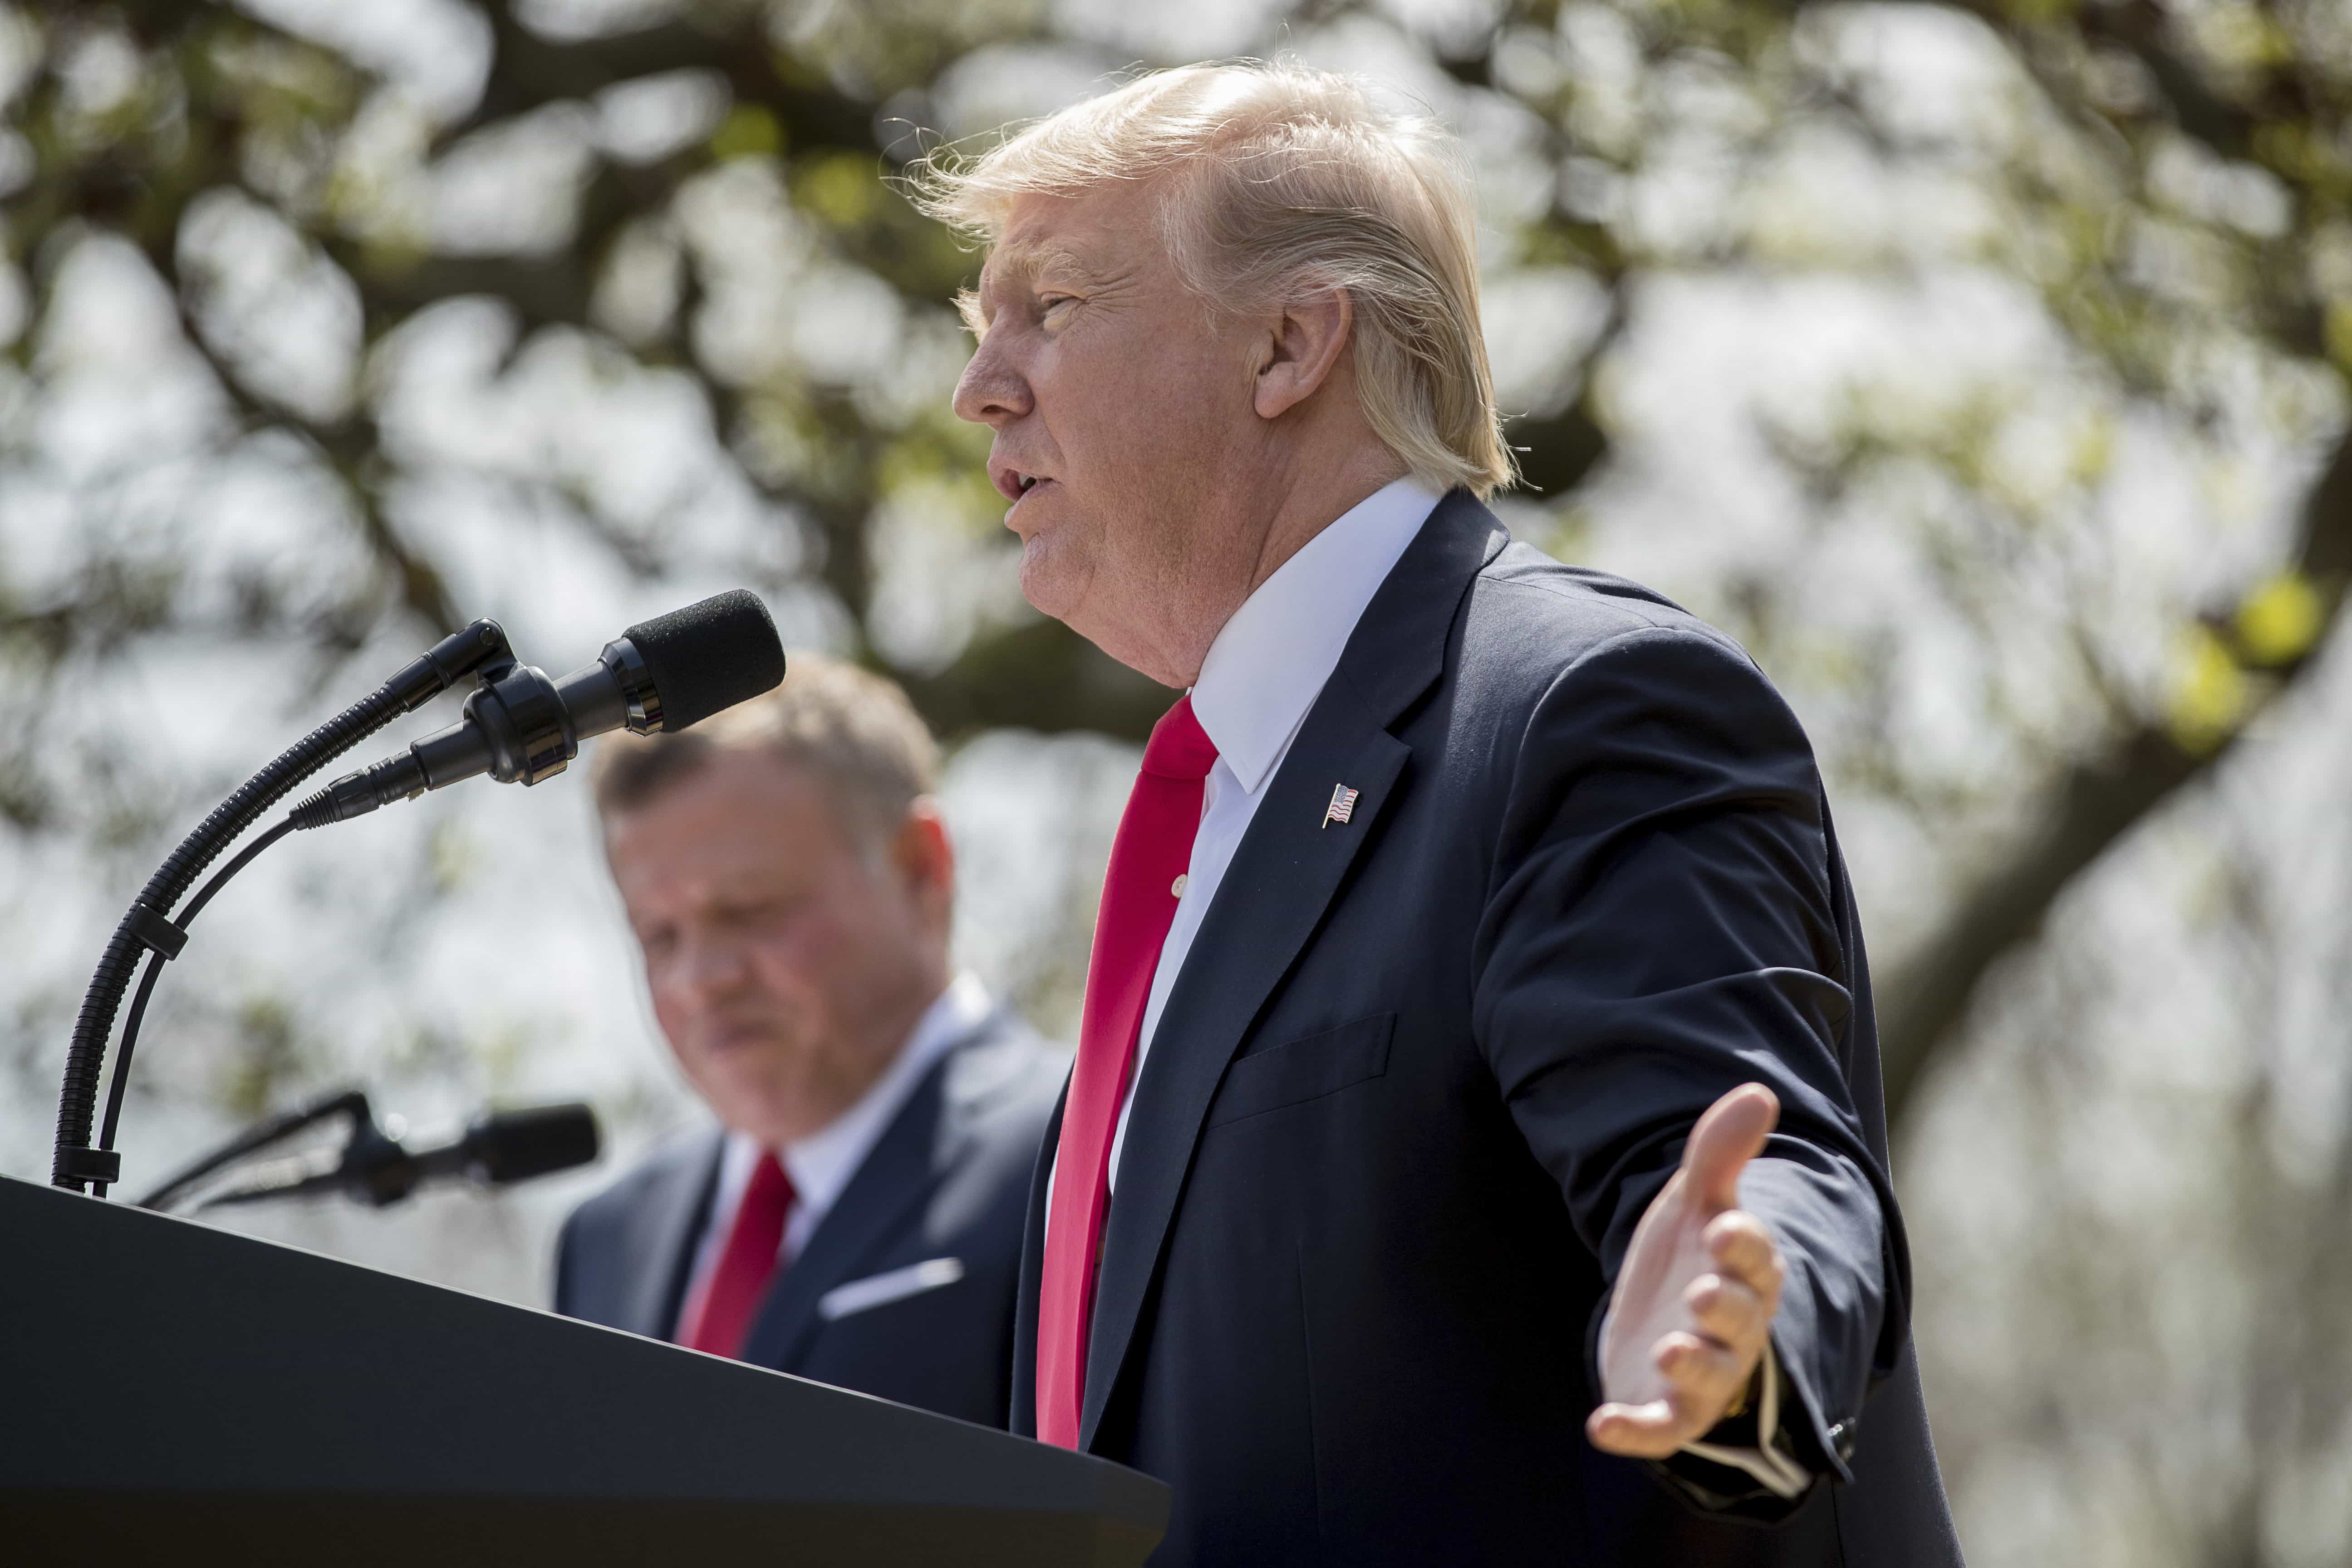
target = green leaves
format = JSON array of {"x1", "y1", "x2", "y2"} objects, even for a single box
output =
[{"x1": 709, "y1": 102, "x2": 781, "y2": 162}]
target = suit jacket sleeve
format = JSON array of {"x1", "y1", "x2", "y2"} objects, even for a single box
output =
[{"x1": 1469, "y1": 624, "x2": 1906, "y2": 1508}]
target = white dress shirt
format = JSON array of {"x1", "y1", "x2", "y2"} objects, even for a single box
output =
[
  {"x1": 1105, "y1": 476, "x2": 1442, "y2": 1182},
  {"x1": 676, "y1": 969, "x2": 993, "y2": 1324},
  {"x1": 1063, "y1": 476, "x2": 1806, "y2": 1499}
]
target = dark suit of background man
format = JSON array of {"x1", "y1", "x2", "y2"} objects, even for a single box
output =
[
  {"x1": 554, "y1": 654, "x2": 1063, "y2": 1428},
  {"x1": 918, "y1": 59, "x2": 1968, "y2": 1565}
]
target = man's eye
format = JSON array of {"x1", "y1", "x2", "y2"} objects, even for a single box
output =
[{"x1": 1039, "y1": 294, "x2": 1076, "y2": 315}]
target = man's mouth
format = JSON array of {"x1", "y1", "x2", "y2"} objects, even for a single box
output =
[
  {"x1": 707, "y1": 1021, "x2": 784, "y2": 1055},
  {"x1": 991, "y1": 461, "x2": 1056, "y2": 506}
]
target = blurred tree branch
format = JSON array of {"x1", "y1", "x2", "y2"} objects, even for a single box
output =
[
  {"x1": 1879, "y1": 415, "x2": 2352, "y2": 1116},
  {"x1": 1832, "y1": 0, "x2": 2352, "y2": 1121},
  {"x1": 5, "y1": 0, "x2": 2346, "y2": 1122},
  {"x1": 326, "y1": 0, "x2": 1164, "y2": 734},
  {"x1": 8, "y1": 5, "x2": 2350, "y2": 1555}
]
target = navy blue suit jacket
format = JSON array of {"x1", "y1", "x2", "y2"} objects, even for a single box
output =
[
  {"x1": 1007, "y1": 493, "x2": 1965, "y2": 1565},
  {"x1": 556, "y1": 1011, "x2": 1064, "y2": 1430}
]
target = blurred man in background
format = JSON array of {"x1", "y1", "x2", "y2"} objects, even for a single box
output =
[{"x1": 553, "y1": 654, "x2": 1063, "y2": 1427}]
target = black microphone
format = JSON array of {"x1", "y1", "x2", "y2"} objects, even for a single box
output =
[
  {"x1": 197, "y1": 1102, "x2": 604, "y2": 1211},
  {"x1": 290, "y1": 590, "x2": 784, "y2": 829},
  {"x1": 425, "y1": 1101, "x2": 603, "y2": 1187}
]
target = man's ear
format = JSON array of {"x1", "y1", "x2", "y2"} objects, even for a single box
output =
[
  {"x1": 1253, "y1": 285, "x2": 1354, "y2": 421},
  {"x1": 892, "y1": 797, "x2": 956, "y2": 932}
]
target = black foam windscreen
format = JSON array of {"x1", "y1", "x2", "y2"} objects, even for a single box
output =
[
  {"x1": 464, "y1": 1103, "x2": 601, "y2": 1185},
  {"x1": 624, "y1": 589, "x2": 786, "y2": 732}
]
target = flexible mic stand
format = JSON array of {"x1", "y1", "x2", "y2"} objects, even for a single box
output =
[
  {"x1": 135, "y1": 1089, "x2": 601, "y2": 1214},
  {"x1": 50, "y1": 621, "x2": 514, "y2": 1195},
  {"x1": 132, "y1": 1088, "x2": 379, "y2": 1214},
  {"x1": 54, "y1": 589, "x2": 783, "y2": 1195}
]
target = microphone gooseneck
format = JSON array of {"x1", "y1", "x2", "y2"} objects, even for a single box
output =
[
  {"x1": 137, "y1": 1095, "x2": 603, "y2": 1213},
  {"x1": 52, "y1": 619, "x2": 515, "y2": 1192},
  {"x1": 55, "y1": 592, "x2": 781, "y2": 1194}
]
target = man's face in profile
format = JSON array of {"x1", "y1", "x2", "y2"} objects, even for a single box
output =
[
  {"x1": 603, "y1": 750, "x2": 947, "y2": 1146},
  {"x1": 951, "y1": 178, "x2": 1272, "y2": 688}
]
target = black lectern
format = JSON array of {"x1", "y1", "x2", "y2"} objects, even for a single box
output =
[{"x1": 1, "y1": 1175, "x2": 1168, "y2": 1564}]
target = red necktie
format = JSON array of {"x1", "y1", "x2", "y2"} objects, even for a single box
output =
[
  {"x1": 1036, "y1": 695, "x2": 1218, "y2": 1448},
  {"x1": 678, "y1": 1150, "x2": 794, "y2": 1358}
]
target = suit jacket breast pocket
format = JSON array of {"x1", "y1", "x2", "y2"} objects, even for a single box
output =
[{"x1": 1205, "y1": 1013, "x2": 1395, "y2": 1129}]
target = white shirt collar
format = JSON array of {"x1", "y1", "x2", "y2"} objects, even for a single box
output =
[
  {"x1": 719, "y1": 969, "x2": 992, "y2": 1219},
  {"x1": 1189, "y1": 478, "x2": 1443, "y2": 794}
]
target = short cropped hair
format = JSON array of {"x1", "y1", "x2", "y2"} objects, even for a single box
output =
[
  {"x1": 909, "y1": 59, "x2": 1516, "y2": 499},
  {"x1": 589, "y1": 651, "x2": 940, "y2": 845}
]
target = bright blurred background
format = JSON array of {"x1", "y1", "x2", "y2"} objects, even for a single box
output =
[{"x1": 4, "y1": 1, "x2": 2349, "y2": 1561}]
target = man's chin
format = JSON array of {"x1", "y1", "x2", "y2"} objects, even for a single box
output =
[
  {"x1": 1017, "y1": 531, "x2": 1093, "y2": 624},
  {"x1": 685, "y1": 1056, "x2": 801, "y2": 1130},
  {"x1": 1014, "y1": 523, "x2": 1186, "y2": 683},
  {"x1": 706, "y1": 1088, "x2": 808, "y2": 1149}
]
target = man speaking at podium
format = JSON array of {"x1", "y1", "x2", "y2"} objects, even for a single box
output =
[
  {"x1": 923, "y1": 62, "x2": 1964, "y2": 1564},
  {"x1": 553, "y1": 656, "x2": 1064, "y2": 1429}
]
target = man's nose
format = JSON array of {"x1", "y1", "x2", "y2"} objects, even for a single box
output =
[
  {"x1": 953, "y1": 337, "x2": 1031, "y2": 427},
  {"x1": 678, "y1": 928, "x2": 753, "y2": 1002}
]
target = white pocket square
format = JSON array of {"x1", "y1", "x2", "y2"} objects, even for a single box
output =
[{"x1": 816, "y1": 1257, "x2": 966, "y2": 1321}]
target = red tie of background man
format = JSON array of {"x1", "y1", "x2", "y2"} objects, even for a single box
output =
[
  {"x1": 678, "y1": 1150, "x2": 794, "y2": 1358},
  {"x1": 1036, "y1": 695, "x2": 1219, "y2": 1449}
]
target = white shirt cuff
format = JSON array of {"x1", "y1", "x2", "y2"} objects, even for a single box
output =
[{"x1": 1678, "y1": 1339, "x2": 1811, "y2": 1500}]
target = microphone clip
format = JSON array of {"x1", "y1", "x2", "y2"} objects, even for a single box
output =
[
  {"x1": 457, "y1": 659, "x2": 575, "y2": 787},
  {"x1": 386, "y1": 620, "x2": 515, "y2": 714}
]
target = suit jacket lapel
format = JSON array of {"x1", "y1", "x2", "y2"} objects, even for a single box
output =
[
  {"x1": 736, "y1": 1046, "x2": 955, "y2": 1373},
  {"x1": 619, "y1": 1129, "x2": 724, "y2": 1341},
  {"x1": 1079, "y1": 492, "x2": 1510, "y2": 1447}
]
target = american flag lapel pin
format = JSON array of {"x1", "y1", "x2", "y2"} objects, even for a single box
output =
[{"x1": 1322, "y1": 782, "x2": 1360, "y2": 829}]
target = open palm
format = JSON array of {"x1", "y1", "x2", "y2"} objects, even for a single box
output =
[{"x1": 1587, "y1": 1083, "x2": 1787, "y2": 1459}]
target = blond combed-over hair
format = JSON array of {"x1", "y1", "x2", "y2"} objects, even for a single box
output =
[{"x1": 910, "y1": 60, "x2": 1517, "y2": 500}]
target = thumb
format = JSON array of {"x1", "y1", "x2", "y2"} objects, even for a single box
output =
[{"x1": 1681, "y1": 1082, "x2": 1779, "y2": 1217}]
